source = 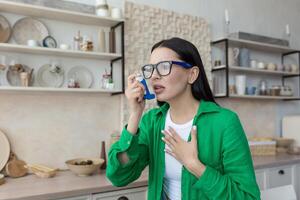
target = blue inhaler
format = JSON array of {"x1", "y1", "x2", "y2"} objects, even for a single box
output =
[{"x1": 135, "y1": 73, "x2": 155, "y2": 100}]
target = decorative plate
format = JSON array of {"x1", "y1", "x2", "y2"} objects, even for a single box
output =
[
  {"x1": 42, "y1": 36, "x2": 57, "y2": 48},
  {"x1": 0, "y1": 129, "x2": 10, "y2": 172},
  {"x1": 12, "y1": 17, "x2": 49, "y2": 45},
  {"x1": 67, "y1": 66, "x2": 93, "y2": 88},
  {"x1": 0, "y1": 15, "x2": 11, "y2": 43},
  {"x1": 37, "y1": 64, "x2": 64, "y2": 87}
]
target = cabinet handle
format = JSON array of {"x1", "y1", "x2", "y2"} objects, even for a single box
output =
[
  {"x1": 278, "y1": 169, "x2": 285, "y2": 175},
  {"x1": 118, "y1": 196, "x2": 129, "y2": 200}
]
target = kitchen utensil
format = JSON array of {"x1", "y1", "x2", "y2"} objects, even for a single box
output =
[
  {"x1": 0, "y1": 174, "x2": 5, "y2": 185},
  {"x1": 37, "y1": 64, "x2": 64, "y2": 88},
  {"x1": 0, "y1": 130, "x2": 10, "y2": 172},
  {"x1": 25, "y1": 164, "x2": 58, "y2": 178},
  {"x1": 235, "y1": 75, "x2": 246, "y2": 95},
  {"x1": 59, "y1": 44, "x2": 70, "y2": 50},
  {"x1": 258, "y1": 80, "x2": 268, "y2": 95},
  {"x1": 246, "y1": 86, "x2": 256, "y2": 95},
  {"x1": 270, "y1": 85, "x2": 281, "y2": 96},
  {"x1": 5, "y1": 152, "x2": 28, "y2": 178},
  {"x1": 27, "y1": 39, "x2": 39, "y2": 47},
  {"x1": 42, "y1": 36, "x2": 57, "y2": 48},
  {"x1": 228, "y1": 47, "x2": 239, "y2": 66},
  {"x1": 66, "y1": 158, "x2": 104, "y2": 176},
  {"x1": 6, "y1": 64, "x2": 34, "y2": 86},
  {"x1": 12, "y1": 17, "x2": 49, "y2": 45},
  {"x1": 67, "y1": 66, "x2": 93, "y2": 88},
  {"x1": 239, "y1": 48, "x2": 250, "y2": 67},
  {"x1": 250, "y1": 60, "x2": 257, "y2": 68},
  {"x1": 280, "y1": 86, "x2": 293, "y2": 96},
  {"x1": 0, "y1": 15, "x2": 11, "y2": 43},
  {"x1": 267, "y1": 63, "x2": 277, "y2": 71},
  {"x1": 257, "y1": 62, "x2": 265, "y2": 70}
]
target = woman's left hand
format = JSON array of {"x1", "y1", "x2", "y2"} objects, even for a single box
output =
[{"x1": 162, "y1": 125, "x2": 206, "y2": 178}]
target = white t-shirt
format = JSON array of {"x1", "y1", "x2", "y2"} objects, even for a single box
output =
[{"x1": 163, "y1": 109, "x2": 193, "y2": 200}]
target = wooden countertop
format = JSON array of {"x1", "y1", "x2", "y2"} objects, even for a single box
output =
[{"x1": 1, "y1": 153, "x2": 300, "y2": 200}]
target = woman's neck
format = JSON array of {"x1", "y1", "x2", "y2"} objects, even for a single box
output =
[{"x1": 168, "y1": 89, "x2": 200, "y2": 124}]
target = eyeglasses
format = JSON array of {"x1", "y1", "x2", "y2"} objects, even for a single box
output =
[{"x1": 141, "y1": 61, "x2": 192, "y2": 79}]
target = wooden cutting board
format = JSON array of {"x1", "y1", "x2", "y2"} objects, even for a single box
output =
[{"x1": 5, "y1": 152, "x2": 28, "y2": 178}]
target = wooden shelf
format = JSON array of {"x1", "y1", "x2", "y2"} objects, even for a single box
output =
[
  {"x1": 229, "y1": 94, "x2": 298, "y2": 100},
  {"x1": 212, "y1": 65, "x2": 299, "y2": 76},
  {"x1": 0, "y1": 0, "x2": 123, "y2": 26},
  {"x1": 0, "y1": 86, "x2": 122, "y2": 93},
  {"x1": 0, "y1": 43, "x2": 122, "y2": 60},
  {"x1": 212, "y1": 38, "x2": 299, "y2": 53}
]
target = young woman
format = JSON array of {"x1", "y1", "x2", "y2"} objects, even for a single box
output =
[{"x1": 106, "y1": 37, "x2": 260, "y2": 200}]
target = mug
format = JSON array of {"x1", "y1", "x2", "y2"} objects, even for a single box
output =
[
  {"x1": 235, "y1": 75, "x2": 246, "y2": 95},
  {"x1": 228, "y1": 48, "x2": 239, "y2": 66},
  {"x1": 27, "y1": 39, "x2": 39, "y2": 47},
  {"x1": 250, "y1": 60, "x2": 257, "y2": 68},
  {"x1": 257, "y1": 62, "x2": 265, "y2": 69}
]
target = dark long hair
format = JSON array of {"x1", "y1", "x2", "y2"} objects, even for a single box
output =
[{"x1": 151, "y1": 37, "x2": 216, "y2": 106}]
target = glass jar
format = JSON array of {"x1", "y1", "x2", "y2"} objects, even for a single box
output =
[{"x1": 101, "y1": 73, "x2": 111, "y2": 89}]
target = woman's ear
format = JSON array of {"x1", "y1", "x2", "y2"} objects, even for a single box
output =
[{"x1": 188, "y1": 66, "x2": 199, "y2": 84}]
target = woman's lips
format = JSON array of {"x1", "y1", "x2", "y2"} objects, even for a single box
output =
[{"x1": 153, "y1": 85, "x2": 165, "y2": 94}]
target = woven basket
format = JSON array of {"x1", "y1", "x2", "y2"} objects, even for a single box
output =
[{"x1": 249, "y1": 141, "x2": 276, "y2": 156}]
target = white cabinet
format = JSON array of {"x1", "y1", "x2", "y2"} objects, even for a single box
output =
[
  {"x1": 92, "y1": 187, "x2": 147, "y2": 200},
  {"x1": 255, "y1": 164, "x2": 299, "y2": 199},
  {"x1": 57, "y1": 195, "x2": 92, "y2": 200},
  {"x1": 55, "y1": 187, "x2": 147, "y2": 200},
  {"x1": 268, "y1": 165, "x2": 293, "y2": 188}
]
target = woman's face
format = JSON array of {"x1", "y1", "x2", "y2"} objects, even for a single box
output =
[{"x1": 148, "y1": 47, "x2": 192, "y2": 102}]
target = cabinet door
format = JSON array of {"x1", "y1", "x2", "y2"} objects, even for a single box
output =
[
  {"x1": 268, "y1": 165, "x2": 292, "y2": 188},
  {"x1": 255, "y1": 169, "x2": 266, "y2": 190},
  {"x1": 92, "y1": 187, "x2": 147, "y2": 200},
  {"x1": 56, "y1": 195, "x2": 92, "y2": 200}
]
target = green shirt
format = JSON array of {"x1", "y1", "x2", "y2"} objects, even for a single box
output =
[{"x1": 106, "y1": 100, "x2": 261, "y2": 199}]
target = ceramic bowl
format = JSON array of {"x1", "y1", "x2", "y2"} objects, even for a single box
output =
[{"x1": 66, "y1": 158, "x2": 104, "y2": 176}]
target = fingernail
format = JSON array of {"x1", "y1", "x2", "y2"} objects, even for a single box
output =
[
  {"x1": 161, "y1": 130, "x2": 164, "y2": 134},
  {"x1": 193, "y1": 125, "x2": 197, "y2": 130}
]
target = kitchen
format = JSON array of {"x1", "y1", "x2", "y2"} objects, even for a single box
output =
[{"x1": 0, "y1": 0, "x2": 300, "y2": 199}]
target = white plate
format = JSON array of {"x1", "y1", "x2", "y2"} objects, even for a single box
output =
[
  {"x1": 67, "y1": 66, "x2": 93, "y2": 88},
  {"x1": 0, "y1": 130, "x2": 10, "y2": 172},
  {"x1": 12, "y1": 17, "x2": 49, "y2": 45},
  {"x1": 37, "y1": 64, "x2": 64, "y2": 88}
]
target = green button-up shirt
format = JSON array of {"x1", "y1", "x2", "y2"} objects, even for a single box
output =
[{"x1": 106, "y1": 100, "x2": 260, "y2": 199}]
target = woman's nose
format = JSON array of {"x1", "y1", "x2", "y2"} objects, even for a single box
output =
[{"x1": 151, "y1": 68, "x2": 160, "y2": 80}]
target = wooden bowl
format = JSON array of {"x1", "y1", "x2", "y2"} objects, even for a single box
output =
[
  {"x1": 65, "y1": 158, "x2": 104, "y2": 177},
  {"x1": 274, "y1": 138, "x2": 294, "y2": 148}
]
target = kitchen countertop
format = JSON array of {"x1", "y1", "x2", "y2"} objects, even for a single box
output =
[
  {"x1": 0, "y1": 170, "x2": 148, "y2": 200},
  {"x1": 1, "y1": 153, "x2": 300, "y2": 200},
  {"x1": 253, "y1": 152, "x2": 300, "y2": 169}
]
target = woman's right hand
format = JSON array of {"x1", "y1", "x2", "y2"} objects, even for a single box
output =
[{"x1": 125, "y1": 74, "x2": 145, "y2": 117}]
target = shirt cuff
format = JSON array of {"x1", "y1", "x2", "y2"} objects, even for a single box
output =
[
  {"x1": 118, "y1": 125, "x2": 140, "y2": 158},
  {"x1": 192, "y1": 165, "x2": 220, "y2": 193}
]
